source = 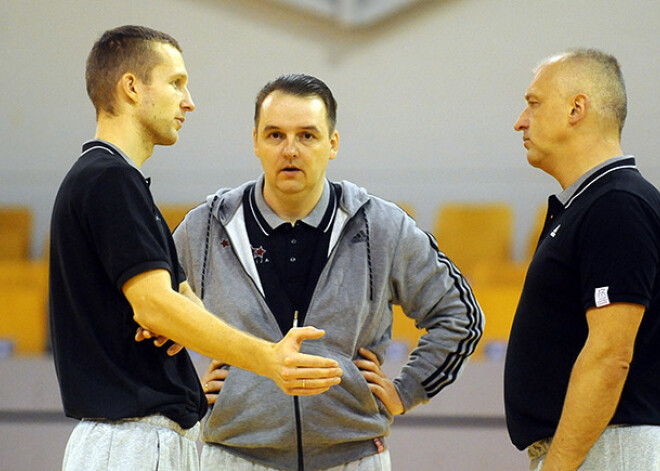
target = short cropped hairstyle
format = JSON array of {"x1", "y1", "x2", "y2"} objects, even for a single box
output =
[
  {"x1": 254, "y1": 74, "x2": 338, "y2": 133},
  {"x1": 86, "y1": 25, "x2": 182, "y2": 116},
  {"x1": 542, "y1": 48, "x2": 627, "y2": 135}
]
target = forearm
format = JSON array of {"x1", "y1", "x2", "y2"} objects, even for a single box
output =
[
  {"x1": 129, "y1": 275, "x2": 274, "y2": 375},
  {"x1": 543, "y1": 347, "x2": 631, "y2": 470},
  {"x1": 125, "y1": 269, "x2": 341, "y2": 395},
  {"x1": 179, "y1": 280, "x2": 205, "y2": 309}
]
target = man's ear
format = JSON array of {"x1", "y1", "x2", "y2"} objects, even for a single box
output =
[
  {"x1": 119, "y1": 73, "x2": 139, "y2": 105},
  {"x1": 569, "y1": 93, "x2": 589, "y2": 124},
  {"x1": 329, "y1": 130, "x2": 339, "y2": 161}
]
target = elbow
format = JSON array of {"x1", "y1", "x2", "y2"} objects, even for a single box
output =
[{"x1": 580, "y1": 343, "x2": 634, "y2": 384}]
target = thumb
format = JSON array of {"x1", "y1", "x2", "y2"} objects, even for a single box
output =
[{"x1": 287, "y1": 326, "x2": 326, "y2": 346}]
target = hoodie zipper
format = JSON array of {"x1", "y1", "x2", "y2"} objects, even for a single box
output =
[
  {"x1": 213, "y1": 200, "x2": 367, "y2": 471},
  {"x1": 291, "y1": 309, "x2": 304, "y2": 470}
]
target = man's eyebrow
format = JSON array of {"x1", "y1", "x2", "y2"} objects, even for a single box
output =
[
  {"x1": 167, "y1": 71, "x2": 188, "y2": 82},
  {"x1": 261, "y1": 125, "x2": 322, "y2": 132}
]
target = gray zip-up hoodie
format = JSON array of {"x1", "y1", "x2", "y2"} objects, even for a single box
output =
[{"x1": 173, "y1": 178, "x2": 484, "y2": 470}]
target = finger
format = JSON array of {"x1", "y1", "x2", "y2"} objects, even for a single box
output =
[
  {"x1": 354, "y1": 359, "x2": 380, "y2": 373},
  {"x1": 201, "y1": 369, "x2": 229, "y2": 392},
  {"x1": 203, "y1": 379, "x2": 225, "y2": 394},
  {"x1": 287, "y1": 326, "x2": 326, "y2": 345},
  {"x1": 361, "y1": 370, "x2": 385, "y2": 387},
  {"x1": 283, "y1": 377, "x2": 341, "y2": 396},
  {"x1": 135, "y1": 327, "x2": 152, "y2": 342},
  {"x1": 202, "y1": 366, "x2": 229, "y2": 382},
  {"x1": 167, "y1": 343, "x2": 184, "y2": 356},
  {"x1": 208, "y1": 369, "x2": 229, "y2": 381},
  {"x1": 205, "y1": 393, "x2": 219, "y2": 405},
  {"x1": 153, "y1": 336, "x2": 168, "y2": 347},
  {"x1": 203, "y1": 360, "x2": 225, "y2": 377},
  {"x1": 282, "y1": 366, "x2": 343, "y2": 382},
  {"x1": 285, "y1": 353, "x2": 340, "y2": 369},
  {"x1": 209, "y1": 359, "x2": 225, "y2": 369},
  {"x1": 358, "y1": 347, "x2": 381, "y2": 364}
]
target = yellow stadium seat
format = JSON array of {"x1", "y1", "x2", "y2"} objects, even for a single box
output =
[
  {"x1": 0, "y1": 206, "x2": 32, "y2": 260},
  {"x1": 391, "y1": 304, "x2": 423, "y2": 350},
  {"x1": 433, "y1": 202, "x2": 514, "y2": 279},
  {"x1": 0, "y1": 260, "x2": 49, "y2": 354},
  {"x1": 469, "y1": 261, "x2": 527, "y2": 360},
  {"x1": 525, "y1": 205, "x2": 547, "y2": 262},
  {"x1": 159, "y1": 203, "x2": 197, "y2": 232}
]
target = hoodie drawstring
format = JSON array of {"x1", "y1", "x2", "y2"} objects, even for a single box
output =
[
  {"x1": 363, "y1": 207, "x2": 374, "y2": 302},
  {"x1": 200, "y1": 195, "x2": 218, "y2": 300}
]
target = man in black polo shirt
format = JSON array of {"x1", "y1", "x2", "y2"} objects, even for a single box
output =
[
  {"x1": 505, "y1": 49, "x2": 660, "y2": 470},
  {"x1": 49, "y1": 26, "x2": 341, "y2": 471}
]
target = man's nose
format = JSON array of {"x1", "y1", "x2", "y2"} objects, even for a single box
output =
[
  {"x1": 182, "y1": 87, "x2": 195, "y2": 112},
  {"x1": 283, "y1": 138, "x2": 298, "y2": 158},
  {"x1": 514, "y1": 110, "x2": 527, "y2": 131}
]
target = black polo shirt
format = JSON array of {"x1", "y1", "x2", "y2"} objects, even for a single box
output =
[
  {"x1": 242, "y1": 178, "x2": 339, "y2": 334},
  {"x1": 505, "y1": 156, "x2": 660, "y2": 449},
  {"x1": 49, "y1": 140, "x2": 206, "y2": 428}
]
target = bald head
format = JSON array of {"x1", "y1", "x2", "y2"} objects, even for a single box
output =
[{"x1": 536, "y1": 49, "x2": 627, "y2": 136}]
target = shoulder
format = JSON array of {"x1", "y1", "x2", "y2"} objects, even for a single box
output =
[{"x1": 336, "y1": 180, "x2": 409, "y2": 221}]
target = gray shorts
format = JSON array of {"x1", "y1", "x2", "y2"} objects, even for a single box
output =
[
  {"x1": 62, "y1": 414, "x2": 201, "y2": 471},
  {"x1": 200, "y1": 443, "x2": 391, "y2": 471},
  {"x1": 528, "y1": 425, "x2": 660, "y2": 470}
]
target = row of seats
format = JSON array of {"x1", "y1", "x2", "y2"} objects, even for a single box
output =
[
  {"x1": 393, "y1": 202, "x2": 545, "y2": 359},
  {"x1": 0, "y1": 207, "x2": 47, "y2": 355},
  {"x1": 0, "y1": 206, "x2": 32, "y2": 260},
  {"x1": 0, "y1": 203, "x2": 545, "y2": 358}
]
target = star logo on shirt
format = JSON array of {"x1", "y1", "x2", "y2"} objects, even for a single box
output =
[
  {"x1": 221, "y1": 239, "x2": 230, "y2": 248},
  {"x1": 252, "y1": 245, "x2": 266, "y2": 261}
]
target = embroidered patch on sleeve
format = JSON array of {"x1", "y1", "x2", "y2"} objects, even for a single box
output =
[{"x1": 595, "y1": 286, "x2": 610, "y2": 307}]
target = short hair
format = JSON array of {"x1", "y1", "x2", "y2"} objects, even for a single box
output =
[
  {"x1": 254, "y1": 74, "x2": 338, "y2": 133},
  {"x1": 86, "y1": 25, "x2": 182, "y2": 116},
  {"x1": 540, "y1": 49, "x2": 627, "y2": 135}
]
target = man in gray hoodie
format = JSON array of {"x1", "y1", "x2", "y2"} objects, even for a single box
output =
[{"x1": 173, "y1": 74, "x2": 484, "y2": 471}]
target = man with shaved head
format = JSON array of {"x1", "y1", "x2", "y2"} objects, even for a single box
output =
[{"x1": 505, "y1": 49, "x2": 660, "y2": 470}]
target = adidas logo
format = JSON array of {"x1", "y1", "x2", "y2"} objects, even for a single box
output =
[{"x1": 351, "y1": 230, "x2": 367, "y2": 243}]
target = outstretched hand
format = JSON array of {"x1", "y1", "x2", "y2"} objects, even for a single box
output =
[
  {"x1": 263, "y1": 326, "x2": 343, "y2": 396},
  {"x1": 355, "y1": 347, "x2": 404, "y2": 416}
]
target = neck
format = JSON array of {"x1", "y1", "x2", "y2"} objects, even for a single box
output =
[
  {"x1": 262, "y1": 186, "x2": 324, "y2": 224},
  {"x1": 552, "y1": 133, "x2": 623, "y2": 189},
  {"x1": 95, "y1": 114, "x2": 154, "y2": 168}
]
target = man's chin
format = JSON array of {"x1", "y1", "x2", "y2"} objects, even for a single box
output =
[{"x1": 154, "y1": 130, "x2": 179, "y2": 147}]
